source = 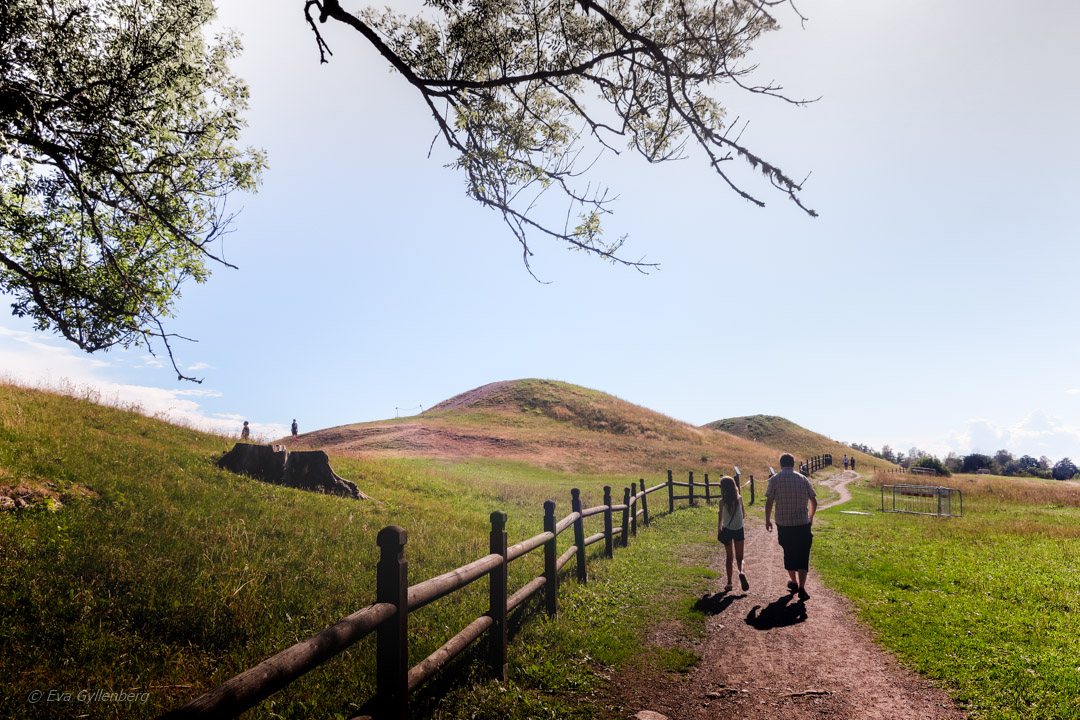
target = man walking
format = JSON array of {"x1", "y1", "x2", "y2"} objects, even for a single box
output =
[{"x1": 765, "y1": 453, "x2": 818, "y2": 600}]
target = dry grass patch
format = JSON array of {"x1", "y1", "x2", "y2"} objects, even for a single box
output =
[{"x1": 870, "y1": 472, "x2": 1080, "y2": 508}]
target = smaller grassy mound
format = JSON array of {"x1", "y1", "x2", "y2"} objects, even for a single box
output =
[{"x1": 705, "y1": 414, "x2": 881, "y2": 468}]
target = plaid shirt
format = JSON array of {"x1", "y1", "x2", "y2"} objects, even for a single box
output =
[{"x1": 766, "y1": 468, "x2": 816, "y2": 526}]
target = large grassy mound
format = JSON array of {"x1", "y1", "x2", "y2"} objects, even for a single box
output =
[{"x1": 294, "y1": 379, "x2": 806, "y2": 477}]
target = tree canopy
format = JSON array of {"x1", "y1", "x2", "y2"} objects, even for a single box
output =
[
  {"x1": 0, "y1": 0, "x2": 264, "y2": 380},
  {"x1": 305, "y1": 0, "x2": 816, "y2": 276}
]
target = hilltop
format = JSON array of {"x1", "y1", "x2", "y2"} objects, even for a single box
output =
[
  {"x1": 704, "y1": 414, "x2": 883, "y2": 469},
  {"x1": 291, "y1": 379, "x2": 814, "y2": 477}
]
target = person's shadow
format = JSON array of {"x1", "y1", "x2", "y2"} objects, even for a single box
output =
[
  {"x1": 745, "y1": 593, "x2": 807, "y2": 630},
  {"x1": 694, "y1": 589, "x2": 745, "y2": 615}
]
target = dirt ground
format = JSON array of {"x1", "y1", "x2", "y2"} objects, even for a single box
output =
[{"x1": 612, "y1": 471, "x2": 967, "y2": 720}]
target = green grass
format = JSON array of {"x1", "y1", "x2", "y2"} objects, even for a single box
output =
[
  {"x1": 813, "y1": 474, "x2": 1080, "y2": 719},
  {"x1": 0, "y1": 383, "x2": 720, "y2": 719}
]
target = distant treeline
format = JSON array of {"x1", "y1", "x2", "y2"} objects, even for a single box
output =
[{"x1": 846, "y1": 443, "x2": 1078, "y2": 481}]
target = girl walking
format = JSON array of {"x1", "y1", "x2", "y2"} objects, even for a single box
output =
[{"x1": 718, "y1": 475, "x2": 750, "y2": 592}]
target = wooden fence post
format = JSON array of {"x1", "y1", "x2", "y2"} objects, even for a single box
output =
[
  {"x1": 621, "y1": 487, "x2": 631, "y2": 547},
  {"x1": 688, "y1": 470, "x2": 696, "y2": 506},
  {"x1": 704, "y1": 473, "x2": 711, "y2": 504},
  {"x1": 488, "y1": 511, "x2": 508, "y2": 681},
  {"x1": 640, "y1": 478, "x2": 650, "y2": 527},
  {"x1": 571, "y1": 488, "x2": 587, "y2": 583},
  {"x1": 749, "y1": 474, "x2": 755, "y2": 505},
  {"x1": 667, "y1": 470, "x2": 674, "y2": 513},
  {"x1": 630, "y1": 482, "x2": 638, "y2": 537},
  {"x1": 376, "y1": 525, "x2": 409, "y2": 720},
  {"x1": 603, "y1": 486, "x2": 614, "y2": 558},
  {"x1": 543, "y1": 501, "x2": 557, "y2": 618}
]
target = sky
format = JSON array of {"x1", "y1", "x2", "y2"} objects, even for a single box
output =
[{"x1": 2, "y1": 0, "x2": 1079, "y2": 462}]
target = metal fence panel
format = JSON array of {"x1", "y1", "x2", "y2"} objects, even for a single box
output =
[{"x1": 881, "y1": 484, "x2": 963, "y2": 517}]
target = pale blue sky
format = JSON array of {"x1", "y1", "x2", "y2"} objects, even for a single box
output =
[{"x1": 3, "y1": 0, "x2": 1079, "y2": 462}]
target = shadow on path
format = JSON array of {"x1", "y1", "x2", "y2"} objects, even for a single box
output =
[
  {"x1": 745, "y1": 593, "x2": 808, "y2": 630},
  {"x1": 693, "y1": 590, "x2": 746, "y2": 616}
]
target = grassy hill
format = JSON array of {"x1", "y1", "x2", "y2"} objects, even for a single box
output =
[
  {"x1": 0, "y1": 379, "x2": 847, "y2": 719},
  {"x1": 291, "y1": 379, "x2": 809, "y2": 478},
  {"x1": 704, "y1": 414, "x2": 886, "y2": 470},
  {"x1": 8, "y1": 379, "x2": 1080, "y2": 718},
  {"x1": 0, "y1": 380, "x2": 755, "y2": 719}
]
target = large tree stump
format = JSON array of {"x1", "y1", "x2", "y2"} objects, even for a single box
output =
[{"x1": 218, "y1": 444, "x2": 370, "y2": 500}]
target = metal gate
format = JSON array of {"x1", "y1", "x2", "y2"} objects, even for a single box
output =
[{"x1": 881, "y1": 484, "x2": 963, "y2": 517}]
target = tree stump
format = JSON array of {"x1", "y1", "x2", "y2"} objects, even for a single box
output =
[{"x1": 218, "y1": 444, "x2": 370, "y2": 500}]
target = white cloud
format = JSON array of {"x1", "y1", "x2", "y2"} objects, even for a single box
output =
[
  {"x1": 174, "y1": 388, "x2": 224, "y2": 398},
  {"x1": 1067, "y1": 389, "x2": 1080, "y2": 396},
  {"x1": 943, "y1": 412, "x2": 1080, "y2": 461},
  {"x1": 0, "y1": 325, "x2": 287, "y2": 440}
]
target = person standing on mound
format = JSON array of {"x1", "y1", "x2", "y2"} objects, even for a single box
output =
[
  {"x1": 717, "y1": 475, "x2": 749, "y2": 592},
  {"x1": 764, "y1": 453, "x2": 817, "y2": 600}
]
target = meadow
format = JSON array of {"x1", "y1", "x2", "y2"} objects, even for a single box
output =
[
  {"x1": 813, "y1": 472, "x2": 1080, "y2": 720},
  {"x1": 7, "y1": 379, "x2": 1080, "y2": 720},
  {"x1": 0, "y1": 383, "x2": 720, "y2": 719}
]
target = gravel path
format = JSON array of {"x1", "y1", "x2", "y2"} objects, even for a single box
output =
[{"x1": 615, "y1": 471, "x2": 967, "y2": 720}]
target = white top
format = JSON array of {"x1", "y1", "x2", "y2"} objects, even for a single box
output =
[{"x1": 721, "y1": 499, "x2": 744, "y2": 531}]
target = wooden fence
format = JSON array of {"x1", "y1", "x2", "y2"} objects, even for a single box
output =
[
  {"x1": 161, "y1": 467, "x2": 773, "y2": 720},
  {"x1": 799, "y1": 453, "x2": 832, "y2": 476}
]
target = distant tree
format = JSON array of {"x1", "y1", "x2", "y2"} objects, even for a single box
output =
[
  {"x1": 880, "y1": 444, "x2": 896, "y2": 463},
  {"x1": 912, "y1": 455, "x2": 950, "y2": 477},
  {"x1": 944, "y1": 452, "x2": 963, "y2": 474},
  {"x1": 1039, "y1": 456, "x2": 1052, "y2": 470},
  {"x1": 1, "y1": 0, "x2": 264, "y2": 380},
  {"x1": 1002, "y1": 459, "x2": 1024, "y2": 476},
  {"x1": 1052, "y1": 458, "x2": 1078, "y2": 481},
  {"x1": 304, "y1": 0, "x2": 816, "y2": 275},
  {"x1": 1018, "y1": 455, "x2": 1040, "y2": 472},
  {"x1": 961, "y1": 453, "x2": 992, "y2": 474},
  {"x1": 993, "y1": 449, "x2": 1014, "y2": 468}
]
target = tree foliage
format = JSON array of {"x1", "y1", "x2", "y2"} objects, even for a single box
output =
[
  {"x1": 1052, "y1": 457, "x2": 1078, "y2": 481},
  {"x1": 305, "y1": 0, "x2": 815, "y2": 275},
  {"x1": 911, "y1": 455, "x2": 950, "y2": 477},
  {"x1": 960, "y1": 453, "x2": 992, "y2": 475},
  {"x1": 0, "y1": 0, "x2": 264, "y2": 380}
]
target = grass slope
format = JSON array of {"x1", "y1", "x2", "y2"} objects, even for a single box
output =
[
  {"x1": 704, "y1": 414, "x2": 884, "y2": 469},
  {"x1": 0, "y1": 382, "x2": 726, "y2": 719}
]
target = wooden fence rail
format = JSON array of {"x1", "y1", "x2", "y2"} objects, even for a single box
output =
[
  {"x1": 162, "y1": 463, "x2": 820, "y2": 720},
  {"x1": 800, "y1": 453, "x2": 833, "y2": 476}
]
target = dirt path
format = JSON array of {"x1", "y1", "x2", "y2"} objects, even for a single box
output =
[{"x1": 614, "y1": 471, "x2": 966, "y2": 720}]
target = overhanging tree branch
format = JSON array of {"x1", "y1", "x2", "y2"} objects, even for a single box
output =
[{"x1": 304, "y1": 0, "x2": 817, "y2": 275}]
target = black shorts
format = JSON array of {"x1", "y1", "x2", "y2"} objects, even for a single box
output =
[
  {"x1": 776, "y1": 523, "x2": 813, "y2": 571},
  {"x1": 718, "y1": 527, "x2": 745, "y2": 544}
]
